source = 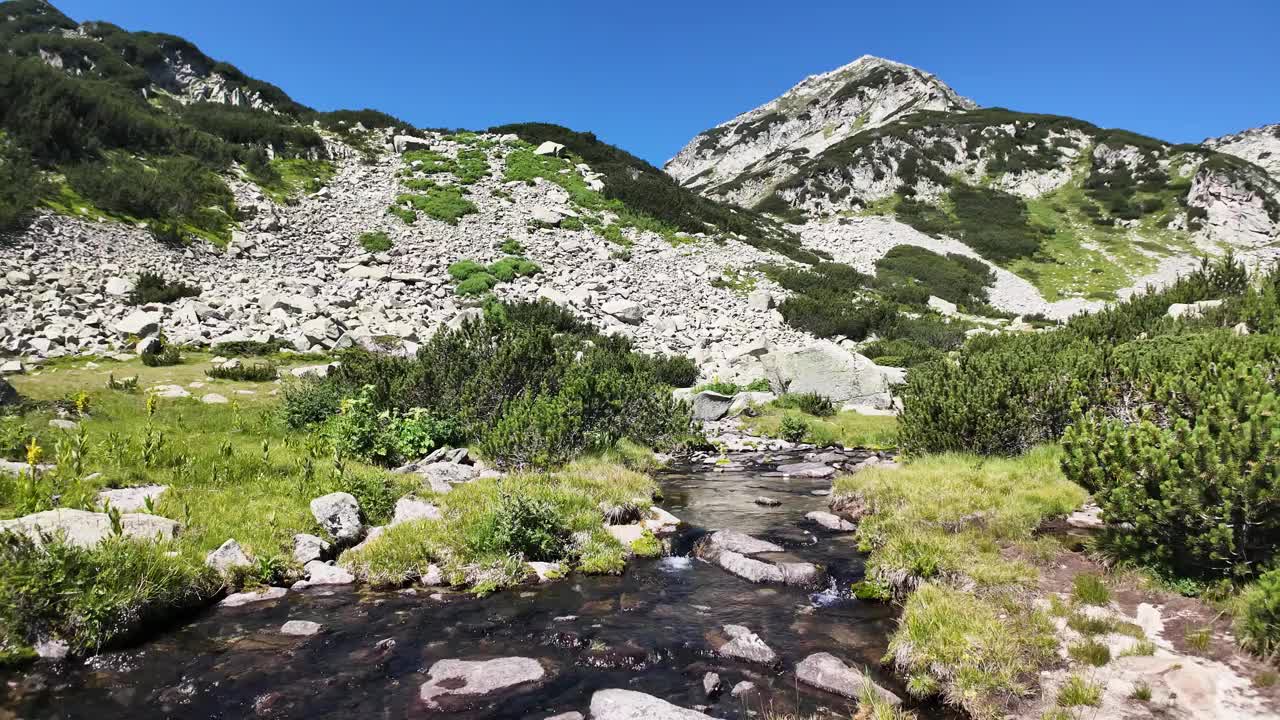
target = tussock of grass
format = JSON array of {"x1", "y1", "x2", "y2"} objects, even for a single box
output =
[
  {"x1": 837, "y1": 448, "x2": 1086, "y2": 717},
  {"x1": 1068, "y1": 638, "x2": 1111, "y2": 666},
  {"x1": 745, "y1": 408, "x2": 898, "y2": 449},
  {"x1": 836, "y1": 446, "x2": 1086, "y2": 592},
  {"x1": 889, "y1": 583, "x2": 1057, "y2": 718},
  {"x1": 1056, "y1": 674, "x2": 1102, "y2": 707},
  {"x1": 1071, "y1": 573, "x2": 1110, "y2": 606},
  {"x1": 341, "y1": 458, "x2": 656, "y2": 592}
]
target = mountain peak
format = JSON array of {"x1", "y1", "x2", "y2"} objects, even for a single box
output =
[{"x1": 665, "y1": 56, "x2": 974, "y2": 205}]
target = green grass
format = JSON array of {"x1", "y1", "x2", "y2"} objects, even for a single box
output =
[
  {"x1": 1056, "y1": 674, "x2": 1102, "y2": 708},
  {"x1": 1071, "y1": 573, "x2": 1111, "y2": 606},
  {"x1": 253, "y1": 158, "x2": 336, "y2": 204},
  {"x1": 358, "y1": 231, "x2": 393, "y2": 253},
  {"x1": 744, "y1": 408, "x2": 899, "y2": 449},
  {"x1": 1, "y1": 354, "x2": 405, "y2": 565},
  {"x1": 1131, "y1": 680, "x2": 1152, "y2": 701},
  {"x1": 838, "y1": 448, "x2": 1086, "y2": 718},
  {"x1": 392, "y1": 187, "x2": 477, "y2": 225},
  {"x1": 889, "y1": 583, "x2": 1058, "y2": 719},
  {"x1": 1068, "y1": 638, "x2": 1111, "y2": 666},
  {"x1": 341, "y1": 458, "x2": 656, "y2": 592}
]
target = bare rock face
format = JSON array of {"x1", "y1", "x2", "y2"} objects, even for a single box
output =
[
  {"x1": 1204, "y1": 123, "x2": 1280, "y2": 182},
  {"x1": 418, "y1": 657, "x2": 548, "y2": 711},
  {"x1": 0, "y1": 509, "x2": 179, "y2": 548}
]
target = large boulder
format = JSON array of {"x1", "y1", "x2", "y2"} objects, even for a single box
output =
[
  {"x1": 796, "y1": 652, "x2": 901, "y2": 704},
  {"x1": 696, "y1": 530, "x2": 783, "y2": 558},
  {"x1": 0, "y1": 509, "x2": 179, "y2": 548},
  {"x1": 534, "y1": 140, "x2": 566, "y2": 157},
  {"x1": 205, "y1": 538, "x2": 252, "y2": 574},
  {"x1": 589, "y1": 689, "x2": 714, "y2": 719},
  {"x1": 0, "y1": 377, "x2": 16, "y2": 407},
  {"x1": 309, "y1": 492, "x2": 364, "y2": 545},
  {"x1": 691, "y1": 391, "x2": 734, "y2": 421},
  {"x1": 96, "y1": 485, "x2": 167, "y2": 512},
  {"x1": 114, "y1": 310, "x2": 163, "y2": 338},
  {"x1": 418, "y1": 657, "x2": 548, "y2": 710},
  {"x1": 601, "y1": 299, "x2": 645, "y2": 325},
  {"x1": 763, "y1": 342, "x2": 891, "y2": 408}
]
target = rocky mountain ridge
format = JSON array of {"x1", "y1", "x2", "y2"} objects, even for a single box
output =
[
  {"x1": 1205, "y1": 123, "x2": 1280, "y2": 182},
  {"x1": 666, "y1": 55, "x2": 976, "y2": 208},
  {"x1": 669, "y1": 58, "x2": 1280, "y2": 315}
]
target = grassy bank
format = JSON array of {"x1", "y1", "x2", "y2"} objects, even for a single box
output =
[
  {"x1": 743, "y1": 406, "x2": 898, "y2": 449},
  {"x1": 0, "y1": 323, "x2": 681, "y2": 661},
  {"x1": 834, "y1": 447, "x2": 1086, "y2": 718}
]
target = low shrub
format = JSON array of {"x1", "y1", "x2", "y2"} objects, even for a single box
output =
[
  {"x1": 357, "y1": 231, "x2": 392, "y2": 252},
  {"x1": 487, "y1": 256, "x2": 540, "y2": 282},
  {"x1": 212, "y1": 340, "x2": 286, "y2": 356},
  {"x1": 775, "y1": 392, "x2": 835, "y2": 417},
  {"x1": 326, "y1": 387, "x2": 461, "y2": 466},
  {"x1": 285, "y1": 301, "x2": 691, "y2": 469},
  {"x1": 394, "y1": 187, "x2": 476, "y2": 225},
  {"x1": 140, "y1": 344, "x2": 181, "y2": 367},
  {"x1": 779, "y1": 415, "x2": 808, "y2": 443},
  {"x1": 650, "y1": 355, "x2": 698, "y2": 388},
  {"x1": 874, "y1": 245, "x2": 996, "y2": 308},
  {"x1": 205, "y1": 362, "x2": 277, "y2": 382},
  {"x1": 126, "y1": 272, "x2": 200, "y2": 306},
  {"x1": 1235, "y1": 569, "x2": 1280, "y2": 658}
]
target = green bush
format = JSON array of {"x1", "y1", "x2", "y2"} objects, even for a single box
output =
[
  {"x1": 448, "y1": 260, "x2": 487, "y2": 280},
  {"x1": 326, "y1": 386, "x2": 461, "y2": 466},
  {"x1": 488, "y1": 489, "x2": 572, "y2": 562},
  {"x1": 1061, "y1": 332, "x2": 1280, "y2": 580},
  {"x1": 0, "y1": 141, "x2": 48, "y2": 232},
  {"x1": 205, "y1": 362, "x2": 277, "y2": 382},
  {"x1": 1235, "y1": 569, "x2": 1280, "y2": 656},
  {"x1": 126, "y1": 272, "x2": 200, "y2": 306},
  {"x1": 394, "y1": 187, "x2": 476, "y2": 225},
  {"x1": 0, "y1": 533, "x2": 217, "y2": 662},
  {"x1": 455, "y1": 273, "x2": 498, "y2": 296},
  {"x1": 285, "y1": 301, "x2": 691, "y2": 470},
  {"x1": 140, "y1": 344, "x2": 181, "y2": 367},
  {"x1": 779, "y1": 415, "x2": 809, "y2": 443},
  {"x1": 65, "y1": 155, "x2": 235, "y2": 243},
  {"x1": 487, "y1": 257, "x2": 541, "y2": 282},
  {"x1": 874, "y1": 244, "x2": 995, "y2": 308},
  {"x1": 776, "y1": 392, "x2": 835, "y2": 417},
  {"x1": 212, "y1": 340, "x2": 285, "y2": 357},
  {"x1": 651, "y1": 356, "x2": 699, "y2": 388},
  {"x1": 357, "y1": 231, "x2": 392, "y2": 252},
  {"x1": 281, "y1": 376, "x2": 343, "y2": 428}
]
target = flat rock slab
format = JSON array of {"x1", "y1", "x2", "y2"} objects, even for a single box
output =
[
  {"x1": 221, "y1": 587, "x2": 288, "y2": 608},
  {"x1": 796, "y1": 652, "x2": 901, "y2": 704},
  {"x1": 280, "y1": 620, "x2": 323, "y2": 636},
  {"x1": 777, "y1": 462, "x2": 835, "y2": 478},
  {"x1": 391, "y1": 497, "x2": 441, "y2": 526},
  {"x1": 419, "y1": 657, "x2": 547, "y2": 710},
  {"x1": 589, "y1": 689, "x2": 713, "y2": 719},
  {"x1": 0, "y1": 509, "x2": 179, "y2": 548},
  {"x1": 806, "y1": 511, "x2": 856, "y2": 531},
  {"x1": 96, "y1": 484, "x2": 168, "y2": 512},
  {"x1": 701, "y1": 530, "x2": 783, "y2": 556}
]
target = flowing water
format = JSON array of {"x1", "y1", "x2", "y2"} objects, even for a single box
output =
[{"x1": 2, "y1": 452, "x2": 942, "y2": 719}]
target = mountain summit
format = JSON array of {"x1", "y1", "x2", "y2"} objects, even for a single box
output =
[{"x1": 666, "y1": 56, "x2": 975, "y2": 207}]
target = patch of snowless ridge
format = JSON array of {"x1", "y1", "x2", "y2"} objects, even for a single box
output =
[{"x1": 800, "y1": 216, "x2": 1100, "y2": 320}]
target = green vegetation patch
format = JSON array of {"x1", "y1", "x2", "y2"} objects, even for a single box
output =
[
  {"x1": 251, "y1": 158, "x2": 335, "y2": 204},
  {"x1": 392, "y1": 187, "x2": 477, "y2": 225},
  {"x1": 744, "y1": 408, "x2": 898, "y2": 450},
  {"x1": 357, "y1": 231, "x2": 392, "y2": 253}
]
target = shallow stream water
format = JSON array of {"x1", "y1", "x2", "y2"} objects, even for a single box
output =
[{"x1": 2, "y1": 452, "x2": 947, "y2": 719}]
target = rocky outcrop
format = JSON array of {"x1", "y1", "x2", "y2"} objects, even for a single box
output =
[
  {"x1": 1204, "y1": 124, "x2": 1280, "y2": 182},
  {"x1": 0, "y1": 508, "x2": 179, "y2": 548},
  {"x1": 309, "y1": 492, "x2": 364, "y2": 545},
  {"x1": 763, "y1": 341, "x2": 892, "y2": 408}
]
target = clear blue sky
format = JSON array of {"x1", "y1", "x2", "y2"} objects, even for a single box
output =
[{"x1": 55, "y1": 0, "x2": 1280, "y2": 166}]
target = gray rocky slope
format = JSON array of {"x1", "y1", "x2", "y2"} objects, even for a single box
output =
[
  {"x1": 1205, "y1": 123, "x2": 1280, "y2": 182},
  {"x1": 0, "y1": 128, "x2": 867, "y2": 392}
]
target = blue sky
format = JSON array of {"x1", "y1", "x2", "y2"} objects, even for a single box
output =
[{"x1": 55, "y1": 0, "x2": 1280, "y2": 166}]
